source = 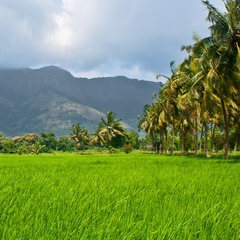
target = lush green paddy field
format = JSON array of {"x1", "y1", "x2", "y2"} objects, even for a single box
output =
[{"x1": 0, "y1": 153, "x2": 239, "y2": 239}]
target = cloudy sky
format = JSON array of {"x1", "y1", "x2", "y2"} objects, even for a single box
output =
[{"x1": 0, "y1": 0, "x2": 225, "y2": 82}]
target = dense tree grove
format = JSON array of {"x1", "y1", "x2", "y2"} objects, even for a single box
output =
[{"x1": 138, "y1": 0, "x2": 240, "y2": 159}]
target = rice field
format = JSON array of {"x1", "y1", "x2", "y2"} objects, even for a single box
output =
[{"x1": 0, "y1": 153, "x2": 239, "y2": 239}]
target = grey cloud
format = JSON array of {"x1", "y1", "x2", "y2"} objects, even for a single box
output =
[
  {"x1": 0, "y1": 0, "x2": 61, "y2": 67},
  {"x1": 0, "y1": 0, "x2": 226, "y2": 79}
]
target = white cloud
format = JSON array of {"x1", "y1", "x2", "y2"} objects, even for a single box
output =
[{"x1": 71, "y1": 64, "x2": 157, "y2": 82}]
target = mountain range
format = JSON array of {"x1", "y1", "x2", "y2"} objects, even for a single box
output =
[{"x1": 0, "y1": 66, "x2": 161, "y2": 137}]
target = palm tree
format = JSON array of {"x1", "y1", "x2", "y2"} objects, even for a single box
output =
[
  {"x1": 157, "y1": 61, "x2": 180, "y2": 155},
  {"x1": 138, "y1": 105, "x2": 156, "y2": 152},
  {"x1": 99, "y1": 111, "x2": 125, "y2": 148},
  {"x1": 138, "y1": 101, "x2": 163, "y2": 153},
  {"x1": 90, "y1": 122, "x2": 106, "y2": 151},
  {"x1": 163, "y1": 59, "x2": 196, "y2": 155},
  {"x1": 145, "y1": 0, "x2": 240, "y2": 158},
  {"x1": 34, "y1": 140, "x2": 45, "y2": 155},
  {"x1": 199, "y1": 0, "x2": 240, "y2": 158},
  {"x1": 70, "y1": 123, "x2": 89, "y2": 154},
  {"x1": 175, "y1": 50, "x2": 213, "y2": 157}
]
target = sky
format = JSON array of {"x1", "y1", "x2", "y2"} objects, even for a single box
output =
[{"x1": 0, "y1": 0, "x2": 226, "y2": 82}]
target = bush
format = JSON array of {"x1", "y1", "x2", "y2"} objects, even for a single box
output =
[
  {"x1": 18, "y1": 145, "x2": 28, "y2": 155},
  {"x1": 1, "y1": 139, "x2": 16, "y2": 154},
  {"x1": 108, "y1": 146, "x2": 118, "y2": 154},
  {"x1": 122, "y1": 144, "x2": 133, "y2": 154}
]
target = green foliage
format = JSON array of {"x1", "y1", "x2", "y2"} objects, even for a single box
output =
[
  {"x1": 137, "y1": 0, "x2": 240, "y2": 159},
  {"x1": 125, "y1": 130, "x2": 140, "y2": 149},
  {"x1": 17, "y1": 145, "x2": 28, "y2": 155},
  {"x1": 98, "y1": 111, "x2": 126, "y2": 148},
  {"x1": 90, "y1": 122, "x2": 106, "y2": 149},
  {"x1": 33, "y1": 140, "x2": 46, "y2": 155},
  {"x1": 40, "y1": 131, "x2": 57, "y2": 152},
  {"x1": 111, "y1": 134, "x2": 126, "y2": 148},
  {"x1": 57, "y1": 136, "x2": 75, "y2": 152},
  {"x1": 122, "y1": 143, "x2": 133, "y2": 154},
  {"x1": 0, "y1": 133, "x2": 5, "y2": 152},
  {"x1": 1, "y1": 139, "x2": 16, "y2": 153},
  {"x1": 138, "y1": 136, "x2": 154, "y2": 152},
  {"x1": 0, "y1": 154, "x2": 239, "y2": 239},
  {"x1": 108, "y1": 146, "x2": 118, "y2": 154},
  {"x1": 22, "y1": 133, "x2": 39, "y2": 146},
  {"x1": 70, "y1": 123, "x2": 90, "y2": 153},
  {"x1": 212, "y1": 130, "x2": 225, "y2": 152}
]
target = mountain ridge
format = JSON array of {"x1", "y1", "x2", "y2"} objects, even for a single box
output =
[{"x1": 0, "y1": 66, "x2": 161, "y2": 137}]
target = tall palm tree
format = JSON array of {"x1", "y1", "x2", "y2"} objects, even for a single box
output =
[
  {"x1": 151, "y1": 98, "x2": 167, "y2": 154},
  {"x1": 138, "y1": 103, "x2": 160, "y2": 153},
  {"x1": 147, "y1": 0, "x2": 240, "y2": 158},
  {"x1": 199, "y1": 0, "x2": 240, "y2": 158},
  {"x1": 157, "y1": 61, "x2": 180, "y2": 155},
  {"x1": 176, "y1": 48, "x2": 215, "y2": 157}
]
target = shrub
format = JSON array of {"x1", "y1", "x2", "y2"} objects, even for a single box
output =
[
  {"x1": 17, "y1": 145, "x2": 28, "y2": 155},
  {"x1": 1, "y1": 139, "x2": 16, "y2": 153},
  {"x1": 122, "y1": 144, "x2": 133, "y2": 154},
  {"x1": 108, "y1": 146, "x2": 118, "y2": 154}
]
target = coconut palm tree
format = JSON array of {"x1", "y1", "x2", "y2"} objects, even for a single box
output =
[
  {"x1": 34, "y1": 140, "x2": 46, "y2": 155},
  {"x1": 175, "y1": 47, "x2": 213, "y2": 156},
  {"x1": 70, "y1": 123, "x2": 89, "y2": 154},
  {"x1": 157, "y1": 61, "x2": 180, "y2": 155},
  {"x1": 146, "y1": 0, "x2": 240, "y2": 158},
  {"x1": 90, "y1": 122, "x2": 106, "y2": 151},
  {"x1": 199, "y1": 0, "x2": 240, "y2": 158},
  {"x1": 99, "y1": 111, "x2": 125, "y2": 148},
  {"x1": 138, "y1": 103, "x2": 160, "y2": 153}
]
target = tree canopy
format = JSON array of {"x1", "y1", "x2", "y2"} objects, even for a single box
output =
[{"x1": 138, "y1": 0, "x2": 240, "y2": 159}]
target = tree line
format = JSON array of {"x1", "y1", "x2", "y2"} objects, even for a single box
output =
[
  {"x1": 138, "y1": 0, "x2": 240, "y2": 159},
  {"x1": 0, "y1": 111, "x2": 141, "y2": 154}
]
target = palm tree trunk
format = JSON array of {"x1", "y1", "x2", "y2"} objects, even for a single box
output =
[
  {"x1": 76, "y1": 144, "x2": 79, "y2": 154},
  {"x1": 199, "y1": 124, "x2": 204, "y2": 153},
  {"x1": 180, "y1": 111, "x2": 185, "y2": 155},
  {"x1": 82, "y1": 144, "x2": 85, "y2": 154},
  {"x1": 165, "y1": 127, "x2": 168, "y2": 154},
  {"x1": 158, "y1": 133, "x2": 161, "y2": 154},
  {"x1": 151, "y1": 135, "x2": 155, "y2": 153},
  {"x1": 233, "y1": 120, "x2": 240, "y2": 154},
  {"x1": 195, "y1": 117, "x2": 198, "y2": 156},
  {"x1": 98, "y1": 141, "x2": 101, "y2": 153},
  {"x1": 160, "y1": 131, "x2": 164, "y2": 154},
  {"x1": 221, "y1": 99, "x2": 229, "y2": 159},
  {"x1": 211, "y1": 123, "x2": 216, "y2": 153},
  {"x1": 233, "y1": 141, "x2": 238, "y2": 154},
  {"x1": 153, "y1": 133, "x2": 158, "y2": 154},
  {"x1": 204, "y1": 122, "x2": 209, "y2": 158},
  {"x1": 210, "y1": 121, "x2": 213, "y2": 152},
  {"x1": 171, "y1": 115, "x2": 175, "y2": 155}
]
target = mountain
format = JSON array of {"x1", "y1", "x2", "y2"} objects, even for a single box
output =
[{"x1": 0, "y1": 66, "x2": 161, "y2": 137}]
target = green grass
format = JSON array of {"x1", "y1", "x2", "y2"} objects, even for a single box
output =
[{"x1": 0, "y1": 153, "x2": 239, "y2": 239}]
